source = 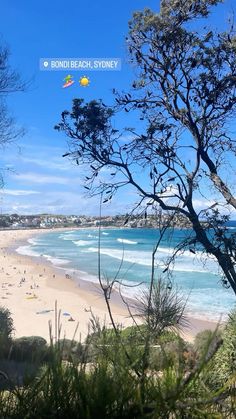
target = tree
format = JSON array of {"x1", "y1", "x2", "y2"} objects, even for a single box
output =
[
  {"x1": 55, "y1": 0, "x2": 236, "y2": 295},
  {"x1": 0, "y1": 41, "x2": 26, "y2": 186}
]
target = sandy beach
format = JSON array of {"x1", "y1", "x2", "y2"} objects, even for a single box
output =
[{"x1": 0, "y1": 229, "x2": 219, "y2": 343}]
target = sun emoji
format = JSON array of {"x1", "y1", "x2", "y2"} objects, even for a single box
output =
[{"x1": 79, "y1": 76, "x2": 90, "y2": 87}]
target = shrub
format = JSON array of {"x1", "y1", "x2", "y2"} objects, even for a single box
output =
[
  {"x1": 205, "y1": 310, "x2": 236, "y2": 389},
  {"x1": 0, "y1": 307, "x2": 14, "y2": 358},
  {"x1": 0, "y1": 328, "x2": 234, "y2": 418},
  {"x1": 10, "y1": 336, "x2": 49, "y2": 363},
  {"x1": 194, "y1": 329, "x2": 221, "y2": 359},
  {"x1": 136, "y1": 279, "x2": 188, "y2": 341},
  {"x1": 55, "y1": 339, "x2": 84, "y2": 363}
]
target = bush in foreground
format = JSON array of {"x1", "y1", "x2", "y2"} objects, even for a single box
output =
[
  {"x1": 0, "y1": 292, "x2": 236, "y2": 416},
  {"x1": 9, "y1": 336, "x2": 49, "y2": 363},
  {"x1": 0, "y1": 324, "x2": 235, "y2": 418},
  {"x1": 0, "y1": 307, "x2": 14, "y2": 358}
]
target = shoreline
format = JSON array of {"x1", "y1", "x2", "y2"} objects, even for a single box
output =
[{"x1": 0, "y1": 229, "x2": 220, "y2": 343}]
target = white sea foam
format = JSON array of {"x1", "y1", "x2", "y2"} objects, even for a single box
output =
[
  {"x1": 87, "y1": 234, "x2": 99, "y2": 239},
  {"x1": 170, "y1": 265, "x2": 209, "y2": 273},
  {"x1": 113, "y1": 280, "x2": 147, "y2": 299},
  {"x1": 86, "y1": 247, "x2": 152, "y2": 266},
  {"x1": 156, "y1": 246, "x2": 203, "y2": 259},
  {"x1": 102, "y1": 232, "x2": 109, "y2": 235},
  {"x1": 72, "y1": 240, "x2": 94, "y2": 247},
  {"x1": 63, "y1": 230, "x2": 76, "y2": 234},
  {"x1": 117, "y1": 238, "x2": 138, "y2": 245},
  {"x1": 53, "y1": 266, "x2": 101, "y2": 287},
  {"x1": 43, "y1": 255, "x2": 70, "y2": 265},
  {"x1": 73, "y1": 269, "x2": 100, "y2": 285},
  {"x1": 58, "y1": 267, "x2": 146, "y2": 300},
  {"x1": 59, "y1": 234, "x2": 76, "y2": 241},
  {"x1": 28, "y1": 238, "x2": 39, "y2": 246},
  {"x1": 16, "y1": 245, "x2": 41, "y2": 258},
  {"x1": 84, "y1": 246, "x2": 217, "y2": 274}
]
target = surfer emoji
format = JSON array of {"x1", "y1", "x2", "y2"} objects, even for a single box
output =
[{"x1": 62, "y1": 75, "x2": 74, "y2": 88}]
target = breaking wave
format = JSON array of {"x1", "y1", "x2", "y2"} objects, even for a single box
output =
[{"x1": 117, "y1": 238, "x2": 138, "y2": 245}]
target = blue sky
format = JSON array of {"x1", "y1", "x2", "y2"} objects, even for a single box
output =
[{"x1": 0, "y1": 0, "x2": 235, "y2": 216}]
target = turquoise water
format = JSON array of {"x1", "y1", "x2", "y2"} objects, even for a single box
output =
[{"x1": 17, "y1": 227, "x2": 236, "y2": 321}]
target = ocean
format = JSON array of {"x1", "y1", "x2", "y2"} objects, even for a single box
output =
[{"x1": 16, "y1": 227, "x2": 236, "y2": 321}]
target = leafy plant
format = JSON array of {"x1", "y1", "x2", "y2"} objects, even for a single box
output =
[
  {"x1": 9, "y1": 336, "x2": 49, "y2": 363},
  {"x1": 0, "y1": 307, "x2": 14, "y2": 358}
]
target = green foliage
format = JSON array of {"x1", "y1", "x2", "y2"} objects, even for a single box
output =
[
  {"x1": 0, "y1": 310, "x2": 235, "y2": 417},
  {"x1": 205, "y1": 309, "x2": 236, "y2": 389},
  {"x1": 194, "y1": 329, "x2": 222, "y2": 359},
  {"x1": 87, "y1": 324, "x2": 184, "y2": 347},
  {"x1": 137, "y1": 280, "x2": 187, "y2": 337},
  {"x1": 0, "y1": 307, "x2": 14, "y2": 358},
  {"x1": 0, "y1": 327, "x2": 234, "y2": 418},
  {"x1": 55, "y1": 98, "x2": 114, "y2": 148},
  {"x1": 1, "y1": 300, "x2": 233, "y2": 417},
  {"x1": 160, "y1": 0, "x2": 223, "y2": 21},
  {"x1": 10, "y1": 336, "x2": 49, "y2": 363},
  {"x1": 55, "y1": 339, "x2": 84, "y2": 363},
  {"x1": 0, "y1": 307, "x2": 14, "y2": 340}
]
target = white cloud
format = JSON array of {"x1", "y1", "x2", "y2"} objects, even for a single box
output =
[
  {"x1": 1, "y1": 189, "x2": 40, "y2": 196},
  {"x1": 12, "y1": 172, "x2": 73, "y2": 185},
  {"x1": 0, "y1": 187, "x2": 130, "y2": 216},
  {"x1": 19, "y1": 156, "x2": 74, "y2": 172},
  {"x1": 2, "y1": 192, "x2": 97, "y2": 215},
  {"x1": 192, "y1": 199, "x2": 216, "y2": 209},
  {"x1": 192, "y1": 199, "x2": 236, "y2": 216}
]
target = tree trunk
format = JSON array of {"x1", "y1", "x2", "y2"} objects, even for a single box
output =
[{"x1": 187, "y1": 204, "x2": 236, "y2": 295}]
